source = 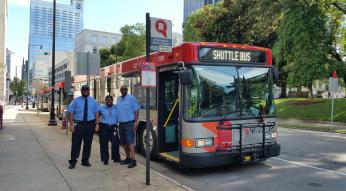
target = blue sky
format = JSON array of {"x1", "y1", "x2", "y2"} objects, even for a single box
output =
[{"x1": 7, "y1": 0, "x2": 184, "y2": 79}]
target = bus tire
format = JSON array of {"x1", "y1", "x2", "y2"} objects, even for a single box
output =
[{"x1": 138, "y1": 124, "x2": 157, "y2": 160}]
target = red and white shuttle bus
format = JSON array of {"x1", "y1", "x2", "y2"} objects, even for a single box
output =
[{"x1": 79, "y1": 42, "x2": 281, "y2": 168}]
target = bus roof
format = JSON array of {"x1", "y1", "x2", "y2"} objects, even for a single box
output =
[{"x1": 101, "y1": 42, "x2": 272, "y2": 76}]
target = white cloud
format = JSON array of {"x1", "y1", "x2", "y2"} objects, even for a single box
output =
[{"x1": 8, "y1": 0, "x2": 31, "y2": 7}]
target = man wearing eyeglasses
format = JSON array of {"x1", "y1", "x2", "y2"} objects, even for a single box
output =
[
  {"x1": 67, "y1": 85, "x2": 100, "y2": 169},
  {"x1": 116, "y1": 85, "x2": 140, "y2": 168}
]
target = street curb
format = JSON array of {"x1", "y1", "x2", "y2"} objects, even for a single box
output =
[{"x1": 136, "y1": 162, "x2": 195, "y2": 191}]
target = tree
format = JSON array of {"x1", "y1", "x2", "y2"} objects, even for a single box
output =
[
  {"x1": 116, "y1": 23, "x2": 146, "y2": 61},
  {"x1": 99, "y1": 48, "x2": 110, "y2": 68},
  {"x1": 274, "y1": 0, "x2": 331, "y2": 98},
  {"x1": 10, "y1": 77, "x2": 26, "y2": 98},
  {"x1": 183, "y1": 0, "x2": 279, "y2": 47},
  {"x1": 99, "y1": 23, "x2": 146, "y2": 66}
]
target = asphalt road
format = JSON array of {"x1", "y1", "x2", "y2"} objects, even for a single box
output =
[{"x1": 136, "y1": 127, "x2": 346, "y2": 191}]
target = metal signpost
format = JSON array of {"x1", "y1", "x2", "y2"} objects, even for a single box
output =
[
  {"x1": 145, "y1": 13, "x2": 151, "y2": 186},
  {"x1": 48, "y1": 0, "x2": 57, "y2": 126},
  {"x1": 144, "y1": 13, "x2": 172, "y2": 186},
  {"x1": 328, "y1": 70, "x2": 338, "y2": 126}
]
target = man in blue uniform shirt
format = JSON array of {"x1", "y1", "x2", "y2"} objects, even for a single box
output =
[
  {"x1": 98, "y1": 95, "x2": 121, "y2": 165},
  {"x1": 117, "y1": 85, "x2": 140, "y2": 168},
  {"x1": 67, "y1": 85, "x2": 99, "y2": 169}
]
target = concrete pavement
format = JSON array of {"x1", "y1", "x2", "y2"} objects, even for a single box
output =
[{"x1": 0, "y1": 105, "x2": 189, "y2": 191}]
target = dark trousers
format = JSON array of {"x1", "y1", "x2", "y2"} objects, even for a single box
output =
[
  {"x1": 69, "y1": 121, "x2": 95, "y2": 164},
  {"x1": 99, "y1": 123, "x2": 120, "y2": 162}
]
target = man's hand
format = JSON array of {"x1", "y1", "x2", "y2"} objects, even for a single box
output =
[
  {"x1": 69, "y1": 122, "x2": 75, "y2": 133},
  {"x1": 133, "y1": 123, "x2": 137, "y2": 131},
  {"x1": 95, "y1": 124, "x2": 100, "y2": 132}
]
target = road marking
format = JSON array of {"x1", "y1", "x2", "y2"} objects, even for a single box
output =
[{"x1": 273, "y1": 157, "x2": 346, "y2": 176}]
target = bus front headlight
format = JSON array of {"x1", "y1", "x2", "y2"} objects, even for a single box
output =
[{"x1": 195, "y1": 137, "x2": 214, "y2": 148}]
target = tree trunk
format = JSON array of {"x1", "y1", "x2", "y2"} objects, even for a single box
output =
[
  {"x1": 343, "y1": 76, "x2": 346, "y2": 98},
  {"x1": 280, "y1": 81, "x2": 287, "y2": 98},
  {"x1": 308, "y1": 83, "x2": 313, "y2": 99}
]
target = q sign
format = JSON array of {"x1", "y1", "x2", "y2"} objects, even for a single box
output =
[
  {"x1": 150, "y1": 17, "x2": 172, "y2": 39},
  {"x1": 155, "y1": 20, "x2": 167, "y2": 38}
]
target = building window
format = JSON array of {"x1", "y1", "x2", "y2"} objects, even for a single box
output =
[
  {"x1": 92, "y1": 35, "x2": 97, "y2": 42},
  {"x1": 76, "y1": 3, "x2": 81, "y2": 9},
  {"x1": 93, "y1": 47, "x2": 97, "y2": 54}
]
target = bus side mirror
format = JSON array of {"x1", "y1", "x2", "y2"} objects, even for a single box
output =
[
  {"x1": 272, "y1": 67, "x2": 279, "y2": 81},
  {"x1": 179, "y1": 70, "x2": 192, "y2": 85}
]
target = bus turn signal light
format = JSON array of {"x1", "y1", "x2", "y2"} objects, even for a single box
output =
[{"x1": 181, "y1": 139, "x2": 194, "y2": 147}]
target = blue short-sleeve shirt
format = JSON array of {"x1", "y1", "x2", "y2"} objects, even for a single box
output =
[
  {"x1": 116, "y1": 94, "x2": 140, "y2": 122},
  {"x1": 99, "y1": 104, "x2": 118, "y2": 125},
  {"x1": 67, "y1": 96, "x2": 99, "y2": 121}
]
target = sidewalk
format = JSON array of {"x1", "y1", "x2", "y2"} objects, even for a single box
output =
[{"x1": 0, "y1": 105, "x2": 188, "y2": 191}]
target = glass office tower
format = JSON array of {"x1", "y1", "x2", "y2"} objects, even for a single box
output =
[{"x1": 29, "y1": 0, "x2": 84, "y2": 79}]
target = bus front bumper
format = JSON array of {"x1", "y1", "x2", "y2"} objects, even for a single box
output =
[{"x1": 181, "y1": 144, "x2": 281, "y2": 168}]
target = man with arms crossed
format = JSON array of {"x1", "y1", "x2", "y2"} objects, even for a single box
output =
[{"x1": 117, "y1": 85, "x2": 140, "y2": 168}]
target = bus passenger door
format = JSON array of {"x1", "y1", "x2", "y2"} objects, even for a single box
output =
[{"x1": 158, "y1": 71, "x2": 179, "y2": 152}]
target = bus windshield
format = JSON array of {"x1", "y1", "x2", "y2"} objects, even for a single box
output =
[{"x1": 184, "y1": 65, "x2": 275, "y2": 120}]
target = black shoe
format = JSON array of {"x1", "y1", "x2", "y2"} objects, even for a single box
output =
[
  {"x1": 81, "y1": 161, "x2": 92, "y2": 167},
  {"x1": 128, "y1": 160, "x2": 137, "y2": 168},
  {"x1": 69, "y1": 162, "x2": 76, "y2": 169},
  {"x1": 120, "y1": 158, "x2": 131, "y2": 165},
  {"x1": 103, "y1": 161, "x2": 109, "y2": 165},
  {"x1": 113, "y1": 159, "x2": 122, "y2": 163}
]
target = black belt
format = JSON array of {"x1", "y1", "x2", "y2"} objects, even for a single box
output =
[
  {"x1": 75, "y1": 120, "x2": 96, "y2": 124},
  {"x1": 119, "y1": 120, "x2": 134, "y2": 125},
  {"x1": 100, "y1": 122, "x2": 118, "y2": 128}
]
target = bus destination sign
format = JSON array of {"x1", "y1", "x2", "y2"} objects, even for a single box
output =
[{"x1": 199, "y1": 47, "x2": 266, "y2": 64}]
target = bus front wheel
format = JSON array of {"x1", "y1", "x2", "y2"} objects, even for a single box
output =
[{"x1": 138, "y1": 125, "x2": 157, "y2": 159}]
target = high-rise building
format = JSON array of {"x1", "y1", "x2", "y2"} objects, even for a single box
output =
[
  {"x1": 184, "y1": 0, "x2": 221, "y2": 21},
  {"x1": 5, "y1": 48, "x2": 11, "y2": 80},
  {"x1": 5, "y1": 48, "x2": 11, "y2": 102},
  {"x1": 29, "y1": 0, "x2": 84, "y2": 81},
  {"x1": 32, "y1": 51, "x2": 66, "y2": 81},
  {"x1": 0, "y1": 0, "x2": 7, "y2": 103},
  {"x1": 75, "y1": 29, "x2": 122, "y2": 54}
]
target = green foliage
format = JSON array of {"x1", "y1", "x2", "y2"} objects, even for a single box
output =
[
  {"x1": 10, "y1": 77, "x2": 27, "y2": 97},
  {"x1": 273, "y1": 0, "x2": 334, "y2": 98},
  {"x1": 99, "y1": 48, "x2": 110, "y2": 68},
  {"x1": 183, "y1": 0, "x2": 279, "y2": 47},
  {"x1": 99, "y1": 23, "x2": 146, "y2": 67}
]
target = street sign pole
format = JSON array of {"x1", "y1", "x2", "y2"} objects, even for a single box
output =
[
  {"x1": 145, "y1": 12, "x2": 151, "y2": 186},
  {"x1": 331, "y1": 93, "x2": 334, "y2": 124},
  {"x1": 329, "y1": 71, "x2": 338, "y2": 130}
]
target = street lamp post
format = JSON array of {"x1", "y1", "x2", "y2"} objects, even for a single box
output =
[
  {"x1": 48, "y1": 0, "x2": 57, "y2": 126},
  {"x1": 21, "y1": 58, "x2": 24, "y2": 108},
  {"x1": 26, "y1": 60, "x2": 29, "y2": 110}
]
